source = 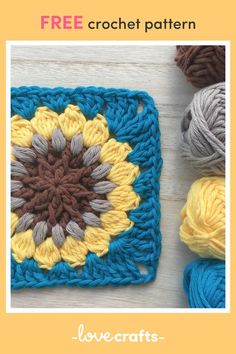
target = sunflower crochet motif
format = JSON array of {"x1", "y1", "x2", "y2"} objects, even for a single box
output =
[{"x1": 11, "y1": 86, "x2": 162, "y2": 289}]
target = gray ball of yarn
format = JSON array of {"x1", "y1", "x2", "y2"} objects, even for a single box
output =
[{"x1": 181, "y1": 82, "x2": 225, "y2": 175}]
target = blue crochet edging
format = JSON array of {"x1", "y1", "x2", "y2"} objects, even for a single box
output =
[{"x1": 11, "y1": 86, "x2": 162, "y2": 290}]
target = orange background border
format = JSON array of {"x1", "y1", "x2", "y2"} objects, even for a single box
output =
[{"x1": 0, "y1": 1, "x2": 234, "y2": 353}]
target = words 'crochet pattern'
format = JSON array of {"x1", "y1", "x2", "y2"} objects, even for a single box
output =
[{"x1": 11, "y1": 86, "x2": 162, "y2": 289}]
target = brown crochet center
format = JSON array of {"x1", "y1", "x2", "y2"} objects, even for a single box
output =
[{"x1": 12, "y1": 141, "x2": 107, "y2": 235}]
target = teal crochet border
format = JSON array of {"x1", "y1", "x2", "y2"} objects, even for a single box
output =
[{"x1": 11, "y1": 86, "x2": 162, "y2": 289}]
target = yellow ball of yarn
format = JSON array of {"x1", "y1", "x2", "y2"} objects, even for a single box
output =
[{"x1": 180, "y1": 176, "x2": 225, "y2": 260}]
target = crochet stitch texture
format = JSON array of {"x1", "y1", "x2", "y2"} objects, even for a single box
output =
[{"x1": 11, "y1": 86, "x2": 162, "y2": 289}]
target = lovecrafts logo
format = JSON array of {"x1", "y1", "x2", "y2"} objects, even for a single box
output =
[{"x1": 72, "y1": 324, "x2": 165, "y2": 343}]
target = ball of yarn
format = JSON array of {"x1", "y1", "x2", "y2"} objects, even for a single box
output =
[
  {"x1": 175, "y1": 45, "x2": 225, "y2": 88},
  {"x1": 180, "y1": 177, "x2": 225, "y2": 260},
  {"x1": 181, "y1": 82, "x2": 225, "y2": 176},
  {"x1": 183, "y1": 258, "x2": 225, "y2": 308}
]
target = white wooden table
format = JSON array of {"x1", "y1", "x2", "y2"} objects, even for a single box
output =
[{"x1": 11, "y1": 45, "x2": 199, "y2": 308}]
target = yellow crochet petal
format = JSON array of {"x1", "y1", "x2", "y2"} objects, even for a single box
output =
[
  {"x1": 11, "y1": 230, "x2": 35, "y2": 262},
  {"x1": 84, "y1": 226, "x2": 110, "y2": 257},
  {"x1": 83, "y1": 114, "x2": 109, "y2": 147},
  {"x1": 58, "y1": 105, "x2": 86, "y2": 140},
  {"x1": 107, "y1": 185, "x2": 140, "y2": 211},
  {"x1": 11, "y1": 146, "x2": 16, "y2": 160},
  {"x1": 11, "y1": 212, "x2": 19, "y2": 236},
  {"x1": 101, "y1": 210, "x2": 133, "y2": 236},
  {"x1": 60, "y1": 236, "x2": 88, "y2": 267},
  {"x1": 107, "y1": 161, "x2": 139, "y2": 185},
  {"x1": 11, "y1": 115, "x2": 34, "y2": 147},
  {"x1": 100, "y1": 138, "x2": 132, "y2": 164},
  {"x1": 33, "y1": 237, "x2": 61, "y2": 269},
  {"x1": 31, "y1": 107, "x2": 59, "y2": 140}
]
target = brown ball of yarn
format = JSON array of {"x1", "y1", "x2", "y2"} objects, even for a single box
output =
[{"x1": 175, "y1": 46, "x2": 225, "y2": 88}]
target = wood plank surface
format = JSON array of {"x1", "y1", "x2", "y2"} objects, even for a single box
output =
[{"x1": 11, "y1": 45, "x2": 199, "y2": 308}]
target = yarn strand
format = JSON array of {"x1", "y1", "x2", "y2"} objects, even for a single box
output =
[{"x1": 181, "y1": 82, "x2": 225, "y2": 176}]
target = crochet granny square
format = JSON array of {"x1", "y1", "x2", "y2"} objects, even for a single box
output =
[{"x1": 11, "y1": 86, "x2": 162, "y2": 289}]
